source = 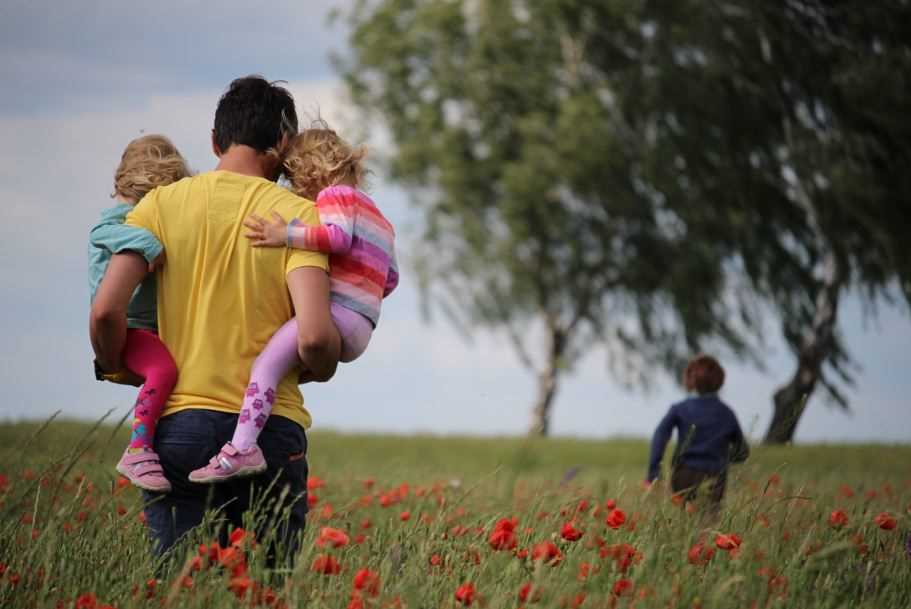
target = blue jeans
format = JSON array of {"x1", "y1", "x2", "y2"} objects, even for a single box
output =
[{"x1": 142, "y1": 409, "x2": 308, "y2": 566}]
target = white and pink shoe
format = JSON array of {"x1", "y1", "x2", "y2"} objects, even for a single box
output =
[
  {"x1": 116, "y1": 448, "x2": 172, "y2": 492},
  {"x1": 188, "y1": 442, "x2": 267, "y2": 484}
]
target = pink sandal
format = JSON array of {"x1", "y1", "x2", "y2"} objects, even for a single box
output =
[{"x1": 116, "y1": 449, "x2": 172, "y2": 492}]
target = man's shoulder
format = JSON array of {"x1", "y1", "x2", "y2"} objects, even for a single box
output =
[{"x1": 260, "y1": 184, "x2": 319, "y2": 221}]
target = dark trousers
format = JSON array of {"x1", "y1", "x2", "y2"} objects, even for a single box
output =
[
  {"x1": 142, "y1": 409, "x2": 309, "y2": 567},
  {"x1": 671, "y1": 465, "x2": 727, "y2": 504}
]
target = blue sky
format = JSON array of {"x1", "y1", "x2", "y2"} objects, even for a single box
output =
[{"x1": 0, "y1": 0, "x2": 909, "y2": 444}]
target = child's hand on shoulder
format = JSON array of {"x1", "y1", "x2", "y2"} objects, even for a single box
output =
[{"x1": 244, "y1": 212, "x2": 288, "y2": 248}]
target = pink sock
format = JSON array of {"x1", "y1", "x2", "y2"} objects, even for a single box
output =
[
  {"x1": 231, "y1": 320, "x2": 300, "y2": 451},
  {"x1": 122, "y1": 329, "x2": 178, "y2": 451}
]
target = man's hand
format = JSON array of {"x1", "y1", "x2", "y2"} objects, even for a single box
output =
[{"x1": 244, "y1": 212, "x2": 288, "y2": 247}]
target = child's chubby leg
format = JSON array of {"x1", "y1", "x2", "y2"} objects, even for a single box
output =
[
  {"x1": 332, "y1": 303, "x2": 374, "y2": 363},
  {"x1": 116, "y1": 328, "x2": 178, "y2": 492},
  {"x1": 189, "y1": 320, "x2": 300, "y2": 484}
]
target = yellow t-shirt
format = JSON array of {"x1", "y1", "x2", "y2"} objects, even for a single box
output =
[{"x1": 125, "y1": 170, "x2": 328, "y2": 428}]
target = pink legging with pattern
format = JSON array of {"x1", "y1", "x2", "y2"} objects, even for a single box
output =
[{"x1": 230, "y1": 303, "x2": 372, "y2": 450}]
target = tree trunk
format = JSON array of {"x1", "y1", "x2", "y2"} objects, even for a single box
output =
[
  {"x1": 764, "y1": 254, "x2": 842, "y2": 444},
  {"x1": 528, "y1": 323, "x2": 567, "y2": 437},
  {"x1": 528, "y1": 360, "x2": 559, "y2": 436}
]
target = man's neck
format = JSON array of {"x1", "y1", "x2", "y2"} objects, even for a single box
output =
[{"x1": 215, "y1": 145, "x2": 273, "y2": 179}]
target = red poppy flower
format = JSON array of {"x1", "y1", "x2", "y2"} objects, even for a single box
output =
[
  {"x1": 307, "y1": 475, "x2": 325, "y2": 490},
  {"x1": 714, "y1": 533, "x2": 742, "y2": 551},
  {"x1": 612, "y1": 579, "x2": 634, "y2": 596},
  {"x1": 352, "y1": 568, "x2": 380, "y2": 596},
  {"x1": 228, "y1": 576, "x2": 252, "y2": 599},
  {"x1": 874, "y1": 512, "x2": 897, "y2": 530},
  {"x1": 489, "y1": 517, "x2": 518, "y2": 551},
  {"x1": 531, "y1": 541, "x2": 563, "y2": 564},
  {"x1": 399, "y1": 511, "x2": 411, "y2": 522},
  {"x1": 347, "y1": 594, "x2": 364, "y2": 609},
  {"x1": 828, "y1": 510, "x2": 849, "y2": 529},
  {"x1": 606, "y1": 509, "x2": 626, "y2": 529},
  {"x1": 311, "y1": 554, "x2": 341, "y2": 575},
  {"x1": 518, "y1": 582, "x2": 542, "y2": 602},
  {"x1": 455, "y1": 582, "x2": 476, "y2": 606},
  {"x1": 606, "y1": 499, "x2": 617, "y2": 510},
  {"x1": 577, "y1": 561, "x2": 595, "y2": 581},
  {"x1": 229, "y1": 528, "x2": 249, "y2": 547},
  {"x1": 217, "y1": 546, "x2": 245, "y2": 572},
  {"x1": 316, "y1": 527, "x2": 350, "y2": 548},
  {"x1": 687, "y1": 542, "x2": 715, "y2": 565},
  {"x1": 75, "y1": 593, "x2": 97, "y2": 609},
  {"x1": 561, "y1": 521, "x2": 583, "y2": 542}
]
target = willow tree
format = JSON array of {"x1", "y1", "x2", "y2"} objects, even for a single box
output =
[
  {"x1": 612, "y1": 0, "x2": 911, "y2": 443},
  {"x1": 336, "y1": 0, "x2": 759, "y2": 435},
  {"x1": 336, "y1": 0, "x2": 911, "y2": 439}
]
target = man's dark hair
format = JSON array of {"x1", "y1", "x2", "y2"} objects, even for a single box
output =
[{"x1": 213, "y1": 76, "x2": 298, "y2": 154}]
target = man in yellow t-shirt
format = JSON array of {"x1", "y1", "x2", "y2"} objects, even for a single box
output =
[{"x1": 90, "y1": 76, "x2": 339, "y2": 562}]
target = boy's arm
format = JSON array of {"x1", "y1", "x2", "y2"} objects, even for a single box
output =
[
  {"x1": 383, "y1": 250, "x2": 400, "y2": 297},
  {"x1": 646, "y1": 407, "x2": 678, "y2": 482},
  {"x1": 729, "y1": 420, "x2": 750, "y2": 463}
]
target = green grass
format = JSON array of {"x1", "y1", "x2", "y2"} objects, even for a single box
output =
[{"x1": 0, "y1": 419, "x2": 908, "y2": 609}]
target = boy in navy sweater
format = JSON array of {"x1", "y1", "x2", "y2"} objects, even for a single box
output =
[{"x1": 646, "y1": 355, "x2": 749, "y2": 505}]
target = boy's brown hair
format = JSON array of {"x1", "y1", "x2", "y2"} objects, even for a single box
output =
[
  {"x1": 113, "y1": 134, "x2": 191, "y2": 202},
  {"x1": 282, "y1": 119, "x2": 366, "y2": 200},
  {"x1": 683, "y1": 354, "x2": 725, "y2": 395}
]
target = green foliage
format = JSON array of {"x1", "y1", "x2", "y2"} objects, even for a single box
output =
[
  {"x1": 336, "y1": 1, "x2": 911, "y2": 426},
  {"x1": 337, "y1": 0, "x2": 760, "y2": 390}
]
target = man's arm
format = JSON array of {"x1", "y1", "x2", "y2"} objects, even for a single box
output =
[
  {"x1": 90, "y1": 252, "x2": 148, "y2": 372},
  {"x1": 286, "y1": 267, "x2": 340, "y2": 382}
]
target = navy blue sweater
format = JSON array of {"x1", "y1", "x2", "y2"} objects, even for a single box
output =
[{"x1": 647, "y1": 394, "x2": 749, "y2": 481}]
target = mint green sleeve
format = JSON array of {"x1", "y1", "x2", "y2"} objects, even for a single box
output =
[{"x1": 89, "y1": 223, "x2": 162, "y2": 263}]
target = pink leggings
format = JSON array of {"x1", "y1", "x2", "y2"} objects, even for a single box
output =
[
  {"x1": 230, "y1": 304, "x2": 372, "y2": 450},
  {"x1": 123, "y1": 329, "x2": 178, "y2": 450}
]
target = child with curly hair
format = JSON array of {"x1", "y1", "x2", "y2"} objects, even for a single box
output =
[
  {"x1": 89, "y1": 134, "x2": 190, "y2": 492},
  {"x1": 646, "y1": 354, "x2": 749, "y2": 505},
  {"x1": 189, "y1": 122, "x2": 398, "y2": 483}
]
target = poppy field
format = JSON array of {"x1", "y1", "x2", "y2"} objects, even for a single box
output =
[{"x1": 0, "y1": 420, "x2": 909, "y2": 609}]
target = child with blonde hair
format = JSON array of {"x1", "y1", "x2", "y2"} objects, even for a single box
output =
[
  {"x1": 189, "y1": 122, "x2": 398, "y2": 483},
  {"x1": 89, "y1": 134, "x2": 190, "y2": 492}
]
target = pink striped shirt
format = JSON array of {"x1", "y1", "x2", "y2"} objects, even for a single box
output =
[{"x1": 287, "y1": 185, "x2": 398, "y2": 325}]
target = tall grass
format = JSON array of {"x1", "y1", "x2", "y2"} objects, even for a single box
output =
[{"x1": 0, "y1": 420, "x2": 908, "y2": 608}]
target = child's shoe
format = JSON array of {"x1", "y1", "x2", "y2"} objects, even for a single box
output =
[
  {"x1": 116, "y1": 448, "x2": 172, "y2": 493},
  {"x1": 188, "y1": 442, "x2": 267, "y2": 484}
]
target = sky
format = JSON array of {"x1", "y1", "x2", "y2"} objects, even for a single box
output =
[{"x1": 0, "y1": 0, "x2": 909, "y2": 445}]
